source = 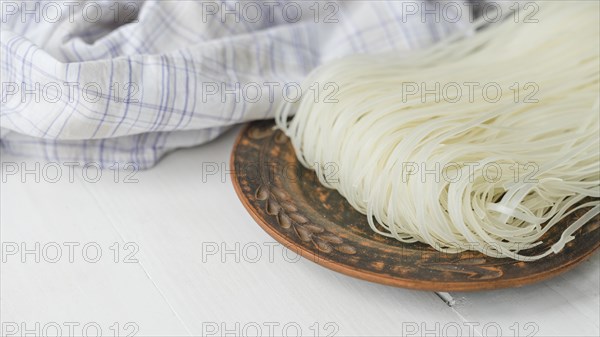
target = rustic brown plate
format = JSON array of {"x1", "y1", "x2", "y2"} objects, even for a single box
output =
[{"x1": 230, "y1": 120, "x2": 600, "y2": 291}]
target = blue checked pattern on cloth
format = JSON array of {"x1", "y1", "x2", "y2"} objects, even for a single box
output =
[{"x1": 1, "y1": 0, "x2": 475, "y2": 169}]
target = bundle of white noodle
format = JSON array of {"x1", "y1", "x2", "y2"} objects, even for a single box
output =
[{"x1": 276, "y1": 2, "x2": 600, "y2": 261}]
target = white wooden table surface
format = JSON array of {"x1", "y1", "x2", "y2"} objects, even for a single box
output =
[{"x1": 1, "y1": 126, "x2": 599, "y2": 337}]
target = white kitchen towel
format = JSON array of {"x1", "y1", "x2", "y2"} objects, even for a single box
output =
[{"x1": 1, "y1": 0, "x2": 476, "y2": 168}]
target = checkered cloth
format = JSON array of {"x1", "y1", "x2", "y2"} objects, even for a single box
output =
[{"x1": 1, "y1": 0, "x2": 476, "y2": 168}]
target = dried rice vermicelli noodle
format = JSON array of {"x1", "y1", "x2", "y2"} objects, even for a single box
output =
[{"x1": 275, "y1": 1, "x2": 600, "y2": 261}]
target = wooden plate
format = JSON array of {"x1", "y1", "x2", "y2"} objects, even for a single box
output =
[{"x1": 230, "y1": 121, "x2": 600, "y2": 291}]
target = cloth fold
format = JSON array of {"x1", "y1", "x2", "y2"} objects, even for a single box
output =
[{"x1": 1, "y1": 0, "x2": 474, "y2": 168}]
